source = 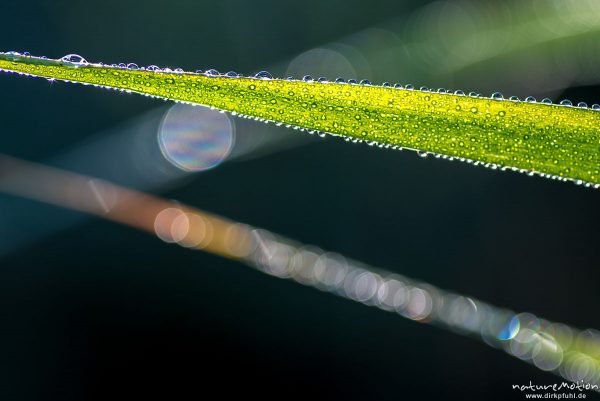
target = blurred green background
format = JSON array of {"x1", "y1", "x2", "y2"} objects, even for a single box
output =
[{"x1": 0, "y1": 0, "x2": 599, "y2": 400}]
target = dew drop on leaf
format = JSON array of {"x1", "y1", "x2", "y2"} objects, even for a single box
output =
[
  {"x1": 60, "y1": 54, "x2": 87, "y2": 64},
  {"x1": 254, "y1": 71, "x2": 272, "y2": 79}
]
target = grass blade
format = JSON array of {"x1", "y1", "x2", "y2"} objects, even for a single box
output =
[{"x1": 1, "y1": 52, "x2": 599, "y2": 186}]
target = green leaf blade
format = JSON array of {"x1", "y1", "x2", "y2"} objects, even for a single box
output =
[{"x1": 1, "y1": 52, "x2": 598, "y2": 186}]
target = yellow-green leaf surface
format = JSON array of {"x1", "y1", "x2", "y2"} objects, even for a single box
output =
[{"x1": 1, "y1": 52, "x2": 599, "y2": 186}]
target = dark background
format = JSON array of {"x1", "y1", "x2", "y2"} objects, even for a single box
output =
[{"x1": 1, "y1": 1, "x2": 599, "y2": 400}]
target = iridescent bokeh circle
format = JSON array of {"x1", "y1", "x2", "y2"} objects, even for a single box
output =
[{"x1": 158, "y1": 104, "x2": 234, "y2": 172}]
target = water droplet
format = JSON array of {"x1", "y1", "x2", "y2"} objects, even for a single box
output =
[
  {"x1": 509, "y1": 96, "x2": 519, "y2": 101},
  {"x1": 126, "y1": 63, "x2": 139, "y2": 70},
  {"x1": 317, "y1": 77, "x2": 328, "y2": 82},
  {"x1": 347, "y1": 79, "x2": 357, "y2": 84},
  {"x1": 23, "y1": 52, "x2": 31, "y2": 57},
  {"x1": 174, "y1": 68, "x2": 184, "y2": 73},
  {"x1": 468, "y1": 92, "x2": 479, "y2": 97},
  {"x1": 360, "y1": 79, "x2": 371, "y2": 85},
  {"x1": 225, "y1": 71, "x2": 239, "y2": 77},
  {"x1": 118, "y1": 63, "x2": 127, "y2": 68},
  {"x1": 382, "y1": 82, "x2": 391, "y2": 87},
  {"x1": 592, "y1": 104, "x2": 600, "y2": 111},
  {"x1": 525, "y1": 96, "x2": 536, "y2": 103},
  {"x1": 560, "y1": 99, "x2": 572, "y2": 106},
  {"x1": 394, "y1": 83, "x2": 403, "y2": 89},
  {"x1": 60, "y1": 54, "x2": 87, "y2": 64},
  {"x1": 541, "y1": 98, "x2": 552, "y2": 104},
  {"x1": 205, "y1": 69, "x2": 219, "y2": 76},
  {"x1": 335, "y1": 77, "x2": 346, "y2": 83},
  {"x1": 437, "y1": 88, "x2": 446, "y2": 93},
  {"x1": 491, "y1": 92, "x2": 503, "y2": 100},
  {"x1": 420, "y1": 86, "x2": 429, "y2": 91},
  {"x1": 302, "y1": 75, "x2": 314, "y2": 82},
  {"x1": 147, "y1": 65, "x2": 162, "y2": 72},
  {"x1": 454, "y1": 90, "x2": 465, "y2": 96},
  {"x1": 195, "y1": 70, "x2": 204, "y2": 74},
  {"x1": 577, "y1": 102, "x2": 588, "y2": 108},
  {"x1": 254, "y1": 71, "x2": 272, "y2": 79},
  {"x1": 417, "y1": 151, "x2": 429, "y2": 158}
]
